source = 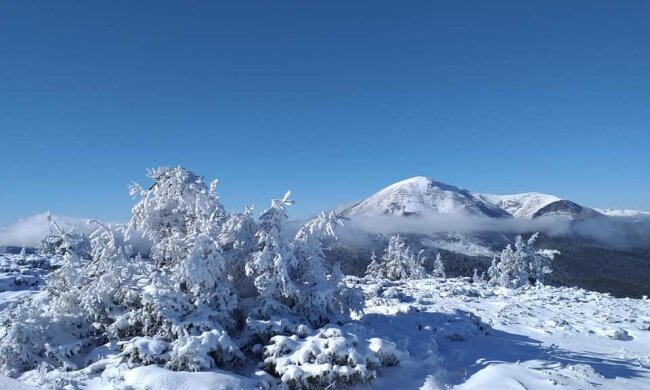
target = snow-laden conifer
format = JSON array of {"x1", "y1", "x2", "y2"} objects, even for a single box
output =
[
  {"x1": 432, "y1": 253, "x2": 446, "y2": 279},
  {"x1": 218, "y1": 206, "x2": 258, "y2": 297},
  {"x1": 488, "y1": 233, "x2": 558, "y2": 288},
  {"x1": 292, "y1": 212, "x2": 363, "y2": 326},
  {"x1": 245, "y1": 191, "x2": 299, "y2": 318},
  {"x1": 366, "y1": 235, "x2": 428, "y2": 280}
]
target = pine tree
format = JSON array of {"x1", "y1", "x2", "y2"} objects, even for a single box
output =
[
  {"x1": 488, "y1": 233, "x2": 558, "y2": 288},
  {"x1": 367, "y1": 236, "x2": 428, "y2": 280},
  {"x1": 432, "y1": 253, "x2": 446, "y2": 279},
  {"x1": 487, "y1": 256, "x2": 500, "y2": 286},
  {"x1": 245, "y1": 191, "x2": 299, "y2": 318},
  {"x1": 125, "y1": 167, "x2": 237, "y2": 337},
  {"x1": 292, "y1": 212, "x2": 363, "y2": 326},
  {"x1": 126, "y1": 166, "x2": 226, "y2": 268},
  {"x1": 218, "y1": 206, "x2": 258, "y2": 297},
  {"x1": 366, "y1": 252, "x2": 382, "y2": 279}
]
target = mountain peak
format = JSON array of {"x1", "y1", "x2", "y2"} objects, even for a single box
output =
[
  {"x1": 341, "y1": 177, "x2": 606, "y2": 220},
  {"x1": 341, "y1": 176, "x2": 510, "y2": 218}
]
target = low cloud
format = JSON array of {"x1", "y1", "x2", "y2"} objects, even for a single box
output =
[
  {"x1": 340, "y1": 212, "x2": 650, "y2": 249},
  {"x1": 0, "y1": 213, "x2": 103, "y2": 248}
]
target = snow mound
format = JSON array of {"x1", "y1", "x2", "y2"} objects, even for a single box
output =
[
  {"x1": 122, "y1": 365, "x2": 257, "y2": 390},
  {"x1": 0, "y1": 376, "x2": 39, "y2": 390}
]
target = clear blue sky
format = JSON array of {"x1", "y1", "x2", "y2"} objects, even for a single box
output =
[{"x1": 1, "y1": 1, "x2": 649, "y2": 225}]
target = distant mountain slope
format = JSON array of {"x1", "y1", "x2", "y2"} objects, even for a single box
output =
[
  {"x1": 475, "y1": 192, "x2": 561, "y2": 218},
  {"x1": 340, "y1": 177, "x2": 511, "y2": 218},
  {"x1": 343, "y1": 176, "x2": 609, "y2": 221},
  {"x1": 595, "y1": 208, "x2": 650, "y2": 218},
  {"x1": 532, "y1": 199, "x2": 603, "y2": 219}
]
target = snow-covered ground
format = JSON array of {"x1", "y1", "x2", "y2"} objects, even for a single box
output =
[
  {"x1": 356, "y1": 277, "x2": 650, "y2": 389},
  {"x1": 2, "y1": 249, "x2": 648, "y2": 389}
]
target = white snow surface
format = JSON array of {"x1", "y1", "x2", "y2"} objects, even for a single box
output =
[
  {"x1": 3, "y1": 254, "x2": 648, "y2": 390},
  {"x1": 0, "y1": 375, "x2": 39, "y2": 390},
  {"x1": 476, "y1": 192, "x2": 562, "y2": 219},
  {"x1": 122, "y1": 365, "x2": 257, "y2": 390}
]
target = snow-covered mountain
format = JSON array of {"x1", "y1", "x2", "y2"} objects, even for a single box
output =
[
  {"x1": 595, "y1": 208, "x2": 650, "y2": 218},
  {"x1": 340, "y1": 177, "x2": 511, "y2": 218},
  {"x1": 475, "y1": 192, "x2": 562, "y2": 218},
  {"x1": 342, "y1": 176, "x2": 606, "y2": 220}
]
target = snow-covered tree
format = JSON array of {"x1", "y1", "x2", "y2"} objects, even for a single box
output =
[
  {"x1": 218, "y1": 206, "x2": 258, "y2": 297},
  {"x1": 472, "y1": 268, "x2": 483, "y2": 283},
  {"x1": 0, "y1": 167, "x2": 245, "y2": 375},
  {"x1": 38, "y1": 216, "x2": 91, "y2": 260},
  {"x1": 292, "y1": 212, "x2": 363, "y2": 326},
  {"x1": 0, "y1": 303, "x2": 45, "y2": 376},
  {"x1": 0, "y1": 220, "x2": 103, "y2": 374},
  {"x1": 524, "y1": 233, "x2": 559, "y2": 285},
  {"x1": 366, "y1": 236, "x2": 428, "y2": 280},
  {"x1": 488, "y1": 233, "x2": 558, "y2": 288},
  {"x1": 245, "y1": 191, "x2": 299, "y2": 318},
  {"x1": 366, "y1": 252, "x2": 381, "y2": 279},
  {"x1": 124, "y1": 167, "x2": 237, "y2": 338},
  {"x1": 432, "y1": 253, "x2": 446, "y2": 279},
  {"x1": 487, "y1": 256, "x2": 499, "y2": 284},
  {"x1": 126, "y1": 166, "x2": 226, "y2": 268}
]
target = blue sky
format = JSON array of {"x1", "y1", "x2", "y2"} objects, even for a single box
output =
[{"x1": 1, "y1": 1, "x2": 649, "y2": 225}]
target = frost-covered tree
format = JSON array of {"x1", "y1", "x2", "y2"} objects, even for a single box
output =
[
  {"x1": 366, "y1": 252, "x2": 381, "y2": 279},
  {"x1": 488, "y1": 233, "x2": 558, "y2": 288},
  {"x1": 524, "y1": 233, "x2": 559, "y2": 285},
  {"x1": 432, "y1": 253, "x2": 446, "y2": 279},
  {"x1": 0, "y1": 167, "x2": 244, "y2": 376},
  {"x1": 246, "y1": 191, "x2": 299, "y2": 318},
  {"x1": 472, "y1": 268, "x2": 484, "y2": 283},
  {"x1": 487, "y1": 256, "x2": 500, "y2": 284},
  {"x1": 218, "y1": 206, "x2": 258, "y2": 297},
  {"x1": 0, "y1": 302, "x2": 50, "y2": 376},
  {"x1": 0, "y1": 220, "x2": 102, "y2": 375},
  {"x1": 124, "y1": 167, "x2": 237, "y2": 339},
  {"x1": 38, "y1": 216, "x2": 91, "y2": 260},
  {"x1": 366, "y1": 236, "x2": 428, "y2": 280},
  {"x1": 292, "y1": 212, "x2": 363, "y2": 326},
  {"x1": 127, "y1": 166, "x2": 226, "y2": 267}
]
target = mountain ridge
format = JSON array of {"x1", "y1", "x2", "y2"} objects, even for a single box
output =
[{"x1": 340, "y1": 176, "x2": 619, "y2": 220}]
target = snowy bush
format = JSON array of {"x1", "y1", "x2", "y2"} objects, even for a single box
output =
[
  {"x1": 366, "y1": 235, "x2": 428, "y2": 280},
  {"x1": 167, "y1": 329, "x2": 244, "y2": 371},
  {"x1": 0, "y1": 303, "x2": 45, "y2": 375},
  {"x1": 121, "y1": 337, "x2": 170, "y2": 366},
  {"x1": 263, "y1": 326, "x2": 399, "y2": 389},
  {"x1": 38, "y1": 217, "x2": 91, "y2": 260}
]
